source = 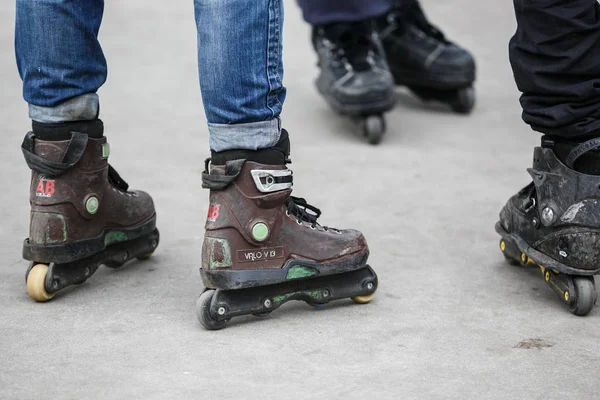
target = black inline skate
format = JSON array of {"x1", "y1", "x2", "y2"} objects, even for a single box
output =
[
  {"x1": 196, "y1": 130, "x2": 378, "y2": 330},
  {"x1": 496, "y1": 138, "x2": 600, "y2": 315},
  {"x1": 376, "y1": 1, "x2": 476, "y2": 113},
  {"x1": 312, "y1": 20, "x2": 396, "y2": 144},
  {"x1": 21, "y1": 120, "x2": 159, "y2": 301}
]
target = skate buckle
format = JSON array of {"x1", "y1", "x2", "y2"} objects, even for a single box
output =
[
  {"x1": 524, "y1": 197, "x2": 536, "y2": 213},
  {"x1": 250, "y1": 169, "x2": 293, "y2": 193}
]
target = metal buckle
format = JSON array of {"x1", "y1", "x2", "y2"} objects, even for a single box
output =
[{"x1": 250, "y1": 169, "x2": 293, "y2": 193}]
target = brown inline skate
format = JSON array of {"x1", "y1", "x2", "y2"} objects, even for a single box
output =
[
  {"x1": 196, "y1": 129, "x2": 378, "y2": 329},
  {"x1": 21, "y1": 120, "x2": 159, "y2": 301}
]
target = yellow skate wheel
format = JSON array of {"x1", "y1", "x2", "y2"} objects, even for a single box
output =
[
  {"x1": 26, "y1": 264, "x2": 55, "y2": 302},
  {"x1": 499, "y1": 240, "x2": 506, "y2": 252},
  {"x1": 352, "y1": 280, "x2": 378, "y2": 304},
  {"x1": 352, "y1": 292, "x2": 376, "y2": 304},
  {"x1": 137, "y1": 251, "x2": 154, "y2": 261}
]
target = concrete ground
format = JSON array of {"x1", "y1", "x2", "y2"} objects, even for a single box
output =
[{"x1": 1, "y1": 1, "x2": 598, "y2": 399}]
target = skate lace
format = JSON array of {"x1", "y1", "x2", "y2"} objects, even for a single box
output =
[
  {"x1": 387, "y1": 3, "x2": 448, "y2": 43},
  {"x1": 325, "y1": 23, "x2": 378, "y2": 72},
  {"x1": 108, "y1": 165, "x2": 129, "y2": 191},
  {"x1": 286, "y1": 196, "x2": 331, "y2": 230}
]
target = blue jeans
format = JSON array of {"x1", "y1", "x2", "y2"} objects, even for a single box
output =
[{"x1": 15, "y1": 0, "x2": 286, "y2": 151}]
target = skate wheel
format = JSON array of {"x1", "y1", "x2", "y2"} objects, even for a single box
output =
[
  {"x1": 362, "y1": 115, "x2": 385, "y2": 145},
  {"x1": 451, "y1": 87, "x2": 475, "y2": 114},
  {"x1": 519, "y1": 252, "x2": 530, "y2": 267},
  {"x1": 26, "y1": 264, "x2": 55, "y2": 302},
  {"x1": 196, "y1": 290, "x2": 228, "y2": 330},
  {"x1": 568, "y1": 277, "x2": 597, "y2": 316},
  {"x1": 351, "y1": 292, "x2": 376, "y2": 304},
  {"x1": 137, "y1": 251, "x2": 154, "y2": 261},
  {"x1": 502, "y1": 253, "x2": 520, "y2": 266},
  {"x1": 252, "y1": 312, "x2": 272, "y2": 317},
  {"x1": 499, "y1": 239, "x2": 519, "y2": 266}
]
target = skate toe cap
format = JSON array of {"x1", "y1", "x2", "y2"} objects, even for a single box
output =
[
  {"x1": 129, "y1": 189, "x2": 156, "y2": 219},
  {"x1": 335, "y1": 71, "x2": 395, "y2": 102},
  {"x1": 336, "y1": 228, "x2": 369, "y2": 257},
  {"x1": 430, "y1": 44, "x2": 476, "y2": 75}
]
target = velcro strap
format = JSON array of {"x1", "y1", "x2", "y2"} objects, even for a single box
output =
[
  {"x1": 21, "y1": 131, "x2": 88, "y2": 177},
  {"x1": 565, "y1": 138, "x2": 600, "y2": 168}
]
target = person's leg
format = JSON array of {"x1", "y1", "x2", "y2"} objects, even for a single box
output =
[
  {"x1": 375, "y1": 0, "x2": 476, "y2": 113},
  {"x1": 297, "y1": 0, "x2": 391, "y2": 25},
  {"x1": 16, "y1": 0, "x2": 158, "y2": 302},
  {"x1": 510, "y1": 0, "x2": 600, "y2": 140},
  {"x1": 193, "y1": 0, "x2": 376, "y2": 329},
  {"x1": 16, "y1": 0, "x2": 106, "y2": 123},
  {"x1": 194, "y1": 0, "x2": 286, "y2": 152},
  {"x1": 497, "y1": 0, "x2": 600, "y2": 315},
  {"x1": 296, "y1": 0, "x2": 396, "y2": 141}
]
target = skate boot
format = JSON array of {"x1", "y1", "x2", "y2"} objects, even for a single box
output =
[
  {"x1": 376, "y1": 1, "x2": 476, "y2": 113},
  {"x1": 312, "y1": 20, "x2": 396, "y2": 144},
  {"x1": 21, "y1": 120, "x2": 159, "y2": 301},
  {"x1": 196, "y1": 130, "x2": 377, "y2": 330},
  {"x1": 496, "y1": 138, "x2": 600, "y2": 315}
]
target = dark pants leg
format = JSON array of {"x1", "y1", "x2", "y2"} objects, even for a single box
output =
[
  {"x1": 297, "y1": 0, "x2": 393, "y2": 25},
  {"x1": 510, "y1": 0, "x2": 600, "y2": 139}
]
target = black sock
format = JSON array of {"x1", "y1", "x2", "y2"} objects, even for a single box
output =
[
  {"x1": 211, "y1": 129, "x2": 291, "y2": 166},
  {"x1": 32, "y1": 119, "x2": 104, "y2": 141}
]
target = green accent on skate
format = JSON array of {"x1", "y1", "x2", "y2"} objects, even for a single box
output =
[
  {"x1": 102, "y1": 143, "x2": 110, "y2": 159},
  {"x1": 286, "y1": 265, "x2": 318, "y2": 280},
  {"x1": 86, "y1": 196, "x2": 99, "y2": 214},
  {"x1": 104, "y1": 231, "x2": 128, "y2": 245},
  {"x1": 206, "y1": 238, "x2": 232, "y2": 269},
  {"x1": 273, "y1": 290, "x2": 326, "y2": 304},
  {"x1": 252, "y1": 222, "x2": 269, "y2": 241},
  {"x1": 30, "y1": 212, "x2": 67, "y2": 245}
]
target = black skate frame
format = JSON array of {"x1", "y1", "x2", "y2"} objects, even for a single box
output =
[
  {"x1": 206, "y1": 265, "x2": 378, "y2": 322},
  {"x1": 200, "y1": 251, "x2": 370, "y2": 290},
  {"x1": 496, "y1": 222, "x2": 600, "y2": 276},
  {"x1": 25, "y1": 229, "x2": 159, "y2": 295},
  {"x1": 23, "y1": 216, "x2": 157, "y2": 264}
]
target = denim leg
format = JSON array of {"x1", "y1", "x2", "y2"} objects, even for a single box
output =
[
  {"x1": 15, "y1": 0, "x2": 107, "y2": 123},
  {"x1": 194, "y1": 0, "x2": 286, "y2": 151}
]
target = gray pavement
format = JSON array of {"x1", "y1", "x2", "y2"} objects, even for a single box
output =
[{"x1": 1, "y1": 1, "x2": 598, "y2": 399}]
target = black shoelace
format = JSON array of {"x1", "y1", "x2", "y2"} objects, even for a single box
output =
[
  {"x1": 286, "y1": 196, "x2": 329, "y2": 230},
  {"x1": 405, "y1": 3, "x2": 447, "y2": 43},
  {"x1": 325, "y1": 23, "x2": 377, "y2": 72}
]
